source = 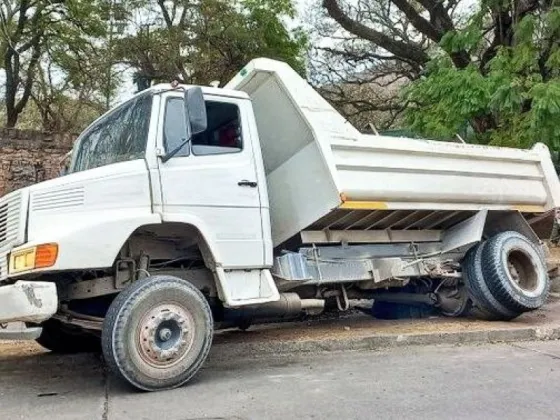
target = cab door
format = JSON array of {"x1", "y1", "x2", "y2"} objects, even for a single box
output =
[{"x1": 156, "y1": 92, "x2": 264, "y2": 269}]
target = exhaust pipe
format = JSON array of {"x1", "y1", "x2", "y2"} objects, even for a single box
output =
[{"x1": 222, "y1": 293, "x2": 325, "y2": 325}]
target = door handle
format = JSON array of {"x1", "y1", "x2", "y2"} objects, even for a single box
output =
[{"x1": 238, "y1": 180, "x2": 258, "y2": 188}]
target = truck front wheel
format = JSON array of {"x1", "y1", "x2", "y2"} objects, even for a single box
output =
[{"x1": 101, "y1": 275, "x2": 213, "y2": 391}]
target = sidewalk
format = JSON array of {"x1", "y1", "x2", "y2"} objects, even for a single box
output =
[{"x1": 209, "y1": 298, "x2": 560, "y2": 359}]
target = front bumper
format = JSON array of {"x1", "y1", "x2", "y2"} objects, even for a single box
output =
[{"x1": 0, "y1": 281, "x2": 57, "y2": 324}]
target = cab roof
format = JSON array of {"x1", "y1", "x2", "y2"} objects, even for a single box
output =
[{"x1": 149, "y1": 83, "x2": 250, "y2": 100}]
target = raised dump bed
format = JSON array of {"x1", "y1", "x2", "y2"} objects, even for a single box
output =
[{"x1": 226, "y1": 59, "x2": 560, "y2": 247}]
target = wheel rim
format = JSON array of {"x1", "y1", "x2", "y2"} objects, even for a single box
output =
[
  {"x1": 137, "y1": 303, "x2": 195, "y2": 369},
  {"x1": 506, "y1": 248, "x2": 539, "y2": 295}
]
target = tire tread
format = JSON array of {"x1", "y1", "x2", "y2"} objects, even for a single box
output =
[
  {"x1": 102, "y1": 275, "x2": 213, "y2": 391},
  {"x1": 481, "y1": 231, "x2": 549, "y2": 313},
  {"x1": 462, "y1": 243, "x2": 519, "y2": 320}
]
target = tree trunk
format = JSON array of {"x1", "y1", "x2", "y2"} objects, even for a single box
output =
[
  {"x1": 5, "y1": 108, "x2": 18, "y2": 128},
  {"x1": 471, "y1": 114, "x2": 496, "y2": 141}
]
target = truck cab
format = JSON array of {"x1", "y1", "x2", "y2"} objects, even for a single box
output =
[{"x1": 0, "y1": 83, "x2": 279, "y2": 306}]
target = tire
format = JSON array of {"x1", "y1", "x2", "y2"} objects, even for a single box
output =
[
  {"x1": 481, "y1": 231, "x2": 549, "y2": 313},
  {"x1": 437, "y1": 285, "x2": 472, "y2": 317},
  {"x1": 102, "y1": 275, "x2": 213, "y2": 391},
  {"x1": 462, "y1": 243, "x2": 520, "y2": 320},
  {"x1": 35, "y1": 319, "x2": 101, "y2": 353}
]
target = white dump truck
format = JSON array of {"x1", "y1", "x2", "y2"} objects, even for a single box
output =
[{"x1": 0, "y1": 58, "x2": 559, "y2": 391}]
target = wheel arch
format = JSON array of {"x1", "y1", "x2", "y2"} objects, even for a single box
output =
[
  {"x1": 116, "y1": 221, "x2": 228, "y2": 302},
  {"x1": 442, "y1": 210, "x2": 541, "y2": 254},
  {"x1": 119, "y1": 221, "x2": 222, "y2": 269}
]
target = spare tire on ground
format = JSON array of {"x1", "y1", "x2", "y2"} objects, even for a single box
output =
[{"x1": 462, "y1": 242, "x2": 519, "y2": 320}]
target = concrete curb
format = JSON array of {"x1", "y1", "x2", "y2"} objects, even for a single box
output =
[{"x1": 212, "y1": 324, "x2": 560, "y2": 359}]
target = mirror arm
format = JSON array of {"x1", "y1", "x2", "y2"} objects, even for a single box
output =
[{"x1": 161, "y1": 137, "x2": 191, "y2": 163}]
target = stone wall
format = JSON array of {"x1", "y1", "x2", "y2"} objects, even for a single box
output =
[{"x1": 0, "y1": 128, "x2": 76, "y2": 196}]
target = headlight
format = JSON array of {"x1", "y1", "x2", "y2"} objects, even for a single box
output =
[{"x1": 9, "y1": 243, "x2": 58, "y2": 274}]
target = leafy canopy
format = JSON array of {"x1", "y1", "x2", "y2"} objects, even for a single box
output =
[
  {"x1": 114, "y1": 0, "x2": 307, "y2": 89},
  {"x1": 405, "y1": 2, "x2": 560, "y2": 152}
]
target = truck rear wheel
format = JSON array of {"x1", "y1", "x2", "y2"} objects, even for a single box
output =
[
  {"x1": 101, "y1": 275, "x2": 213, "y2": 391},
  {"x1": 462, "y1": 242, "x2": 519, "y2": 320},
  {"x1": 481, "y1": 231, "x2": 549, "y2": 313},
  {"x1": 35, "y1": 319, "x2": 101, "y2": 353}
]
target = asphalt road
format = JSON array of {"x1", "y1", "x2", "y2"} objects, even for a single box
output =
[{"x1": 1, "y1": 340, "x2": 560, "y2": 420}]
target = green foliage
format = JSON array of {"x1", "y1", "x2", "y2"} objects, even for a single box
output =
[
  {"x1": 241, "y1": 0, "x2": 307, "y2": 75},
  {"x1": 440, "y1": 11, "x2": 486, "y2": 55},
  {"x1": 405, "y1": 2, "x2": 560, "y2": 155},
  {"x1": 0, "y1": 0, "x2": 111, "y2": 128},
  {"x1": 114, "y1": 0, "x2": 307, "y2": 89},
  {"x1": 1, "y1": 0, "x2": 306, "y2": 130},
  {"x1": 405, "y1": 60, "x2": 491, "y2": 140}
]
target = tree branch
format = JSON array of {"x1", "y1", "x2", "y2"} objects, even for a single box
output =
[
  {"x1": 322, "y1": 0, "x2": 430, "y2": 66},
  {"x1": 390, "y1": 0, "x2": 441, "y2": 42}
]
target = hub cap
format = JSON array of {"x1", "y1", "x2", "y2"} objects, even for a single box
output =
[
  {"x1": 506, "y1": 249, "x2": 539, "y2": 293},
  {"x1": 137, "y1": 304, "x2": 195, "y2": 368}
]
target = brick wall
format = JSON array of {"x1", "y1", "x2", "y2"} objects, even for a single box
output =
[{"x1": 0, "y1": 128, "x2": 76, "y2": 196}]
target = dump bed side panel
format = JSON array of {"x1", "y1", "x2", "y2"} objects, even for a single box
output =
[{"x1": 333, "y1": 137, "x2": 560, "y2": 212}]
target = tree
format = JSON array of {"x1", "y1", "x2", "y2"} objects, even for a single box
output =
[
  {"x1": 30, "y1": 48, "x2": 110, "y2": 132},
  {"x1": 320, "y1": 0, "x2": 560, "y2": 152},
  {"x1": 114, "y1": 0, "x2": 307, "y2": 90},
  {"x1": 0, "y1": 0, "x2": 306, "y2": 131},
  {"x1": 0, "y1": 0, "x2": 106, "y2": 128},
  {"x1": 309, "y1": 0, "x2": 440, "y2": 129},
  {"x1": 405, "y1": 1, "x2": 560, "y2": 150}
]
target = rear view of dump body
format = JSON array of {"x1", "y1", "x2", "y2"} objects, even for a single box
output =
[{"x1": 226, "y1": 59, "x2": 560, "y2": 247}]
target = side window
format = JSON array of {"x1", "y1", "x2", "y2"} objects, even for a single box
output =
[
  {"x1": 192, "y1": 101, "x2": 242, "y2": 156},
  {"x1": 72, "y1": 94, "x2": 153, "y2": 172},
  {"x1": 163, "y1": 97, "x2": 189, "y2": 157}
]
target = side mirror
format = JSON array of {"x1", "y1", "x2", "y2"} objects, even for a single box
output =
[
  {"x1": 185, "y1": 87, "x2": 207, "y2": 135},
  {"x1": 161, "y1": 87, "x2": 208, "y2": 163}
]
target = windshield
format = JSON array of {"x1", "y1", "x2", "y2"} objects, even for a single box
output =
[{"x1": 69, "y1": 94, "x2": 153, "y2": 173}]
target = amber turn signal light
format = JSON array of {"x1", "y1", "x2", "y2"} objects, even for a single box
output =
[{"x1": 34, "y1": 243, "x2": 58, "y2": 268}]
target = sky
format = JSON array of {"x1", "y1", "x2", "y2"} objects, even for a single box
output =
[
  {"x1": 0, "y1": 0, "x2": 314, "y2": 110},
  {"x1": 1, "y1": 0, "x2": 475, "y2": 116}
]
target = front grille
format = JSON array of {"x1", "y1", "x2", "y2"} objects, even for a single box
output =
[
  {"x1": 0, "y1": 253, "x2": 8, "y2": 280},
  {"x1": 0, "y1": 191, "x2": 22, "y2": 281},
  {"x1": 0, "y1": 203, "x2": 7, "y2": 243},
  {"x1": 0, "y1": 191, "x2": 22, "y2": 250}
]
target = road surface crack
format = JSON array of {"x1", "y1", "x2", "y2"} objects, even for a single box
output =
[
  {"x1": 101, "y1": 366, "x2": 109, "y2": 420},
  {"x1": 510, "y1": 343, "x2": 560, "y2": 360}
]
